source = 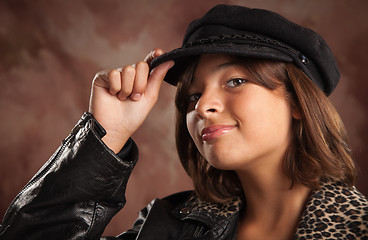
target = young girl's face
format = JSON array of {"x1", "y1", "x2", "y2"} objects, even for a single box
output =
[{"x1": 186, "y1": 54, "x2": 295, "y2": 172}]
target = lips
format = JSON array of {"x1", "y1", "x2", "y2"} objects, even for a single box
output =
[{"x1": 201, "y1": 125, "x2": 236, "y2": 141}]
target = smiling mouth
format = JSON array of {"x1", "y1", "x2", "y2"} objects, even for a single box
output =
[{"x1": 201, "y1": 125, "x2": 236, "y2": 141}]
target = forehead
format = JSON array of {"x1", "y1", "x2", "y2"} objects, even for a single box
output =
[
  {"x1": 192, "y1": 54, "x2": 246, "y2": 83},
  {"x1": 195, "y1": 54, "x2": 241, "y2": 72}
]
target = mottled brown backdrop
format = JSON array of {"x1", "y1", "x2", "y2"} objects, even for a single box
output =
[{"x1": 0, "y1": 0, "x2": 367, "y2": 236}]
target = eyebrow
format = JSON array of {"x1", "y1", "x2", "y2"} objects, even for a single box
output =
[{"x1": 189, "y1": 60, "x2": 244, "y2": 90}]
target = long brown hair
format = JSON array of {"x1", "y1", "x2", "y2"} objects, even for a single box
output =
[{"x1": 175, "y1": 56, "x2": 356, "y2": 202}]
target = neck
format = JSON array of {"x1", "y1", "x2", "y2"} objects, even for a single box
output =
[{"x1": 235, "y1": 160, "x2": 311, "y2": 238}]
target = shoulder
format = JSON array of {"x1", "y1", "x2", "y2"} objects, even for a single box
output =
[
  {"x1": 296, "y1": 180, "x2": 368, "y2": 239},
  {"x1": 315, "y1": 181, "x2": 368, "y2": 217}
]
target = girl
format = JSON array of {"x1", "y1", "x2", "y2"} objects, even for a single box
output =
[{"x1": 1, "y1": 4, "x2": 367, "y2": 240}]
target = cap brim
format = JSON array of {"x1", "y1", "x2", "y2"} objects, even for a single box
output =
[{"x1": 151, "y1": 43, "x2": 293, "y2": 86}]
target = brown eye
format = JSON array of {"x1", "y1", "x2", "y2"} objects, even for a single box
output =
[
  {"x1": 225, "y1": 78, "x2": 247, "y2": 87},
  {"x1": 188, "y1": 93, "x2": 201, "y2": 103}
]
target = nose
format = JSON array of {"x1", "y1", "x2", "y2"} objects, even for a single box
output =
[{"x1": 195, "y1": 90, "x2": 223, "y2": 119}]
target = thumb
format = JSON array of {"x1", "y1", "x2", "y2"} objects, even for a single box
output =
[{"x1": 146, "y1": 60, "x2": 175, "y2": 97}]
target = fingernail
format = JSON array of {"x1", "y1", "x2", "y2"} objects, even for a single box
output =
[
  {"x1": 118, "y1": 95, "x2": 128, "y2": 101},
  {"x1": 131, "y1": 93, "x2": 142, "y2": 101}
]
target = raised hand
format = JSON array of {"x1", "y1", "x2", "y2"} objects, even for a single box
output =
[{"x1": 89, "y1": 49, "x2": 174, "y2": 153}]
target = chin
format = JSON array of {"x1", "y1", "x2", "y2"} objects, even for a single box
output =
[
  {"x1": 200, "y1": 148, "x2": 245, "y2": 170},
  {"x1": 206, "y1": 158, "x2": 240, "y2": 171}
]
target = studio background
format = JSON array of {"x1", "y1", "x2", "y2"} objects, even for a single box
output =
[{"x1": 0, "y1": 0, "x2": 367, "y2": 236}]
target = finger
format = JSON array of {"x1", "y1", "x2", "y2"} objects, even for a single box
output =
[
  {"x1": 131, "y1": 61, "x2": 149, "y2": 101},
  {"x1": 146, "y1": 60, "x2": 175, "y2": 99},
  {"x1": 107, "y1": 69, "x2": 122, "y2": 95},
  {"x1": 92, "y1": 70, "x2": 110, "y2": 88},
  {"x1": 144, "y1": 48, "x2": 164, "y2": 65},
  {"x1": 118, "y1": 65, "x2": 135, "y2": 100}
]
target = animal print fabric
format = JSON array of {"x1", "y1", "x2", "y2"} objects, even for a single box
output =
[
  {"x1": 295, "y1": 181, "x2": 368, "y2": 239},
  {"x1": 184, "y1": 180, "x2": 367, "y2": 239}
]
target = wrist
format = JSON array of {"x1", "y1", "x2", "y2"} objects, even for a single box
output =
[{"x1": 101, "y1": 130, "x2": 130, "y2": 154}]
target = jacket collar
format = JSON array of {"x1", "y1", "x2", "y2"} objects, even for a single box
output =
[{"x1": 172, "y1": 193, "x2": 242, "y2": 228}]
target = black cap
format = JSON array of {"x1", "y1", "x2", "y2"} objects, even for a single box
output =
[{"x1": 151, "y1": 4, "x2": 340, "y2": 95}]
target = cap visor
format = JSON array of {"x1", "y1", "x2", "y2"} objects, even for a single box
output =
[{"x1": 151, "y1": 43, "x2": 293, "y2": 85}]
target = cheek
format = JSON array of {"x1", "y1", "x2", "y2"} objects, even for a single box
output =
[
  {"x1": 186, "y1": 111, "x2": 197, "y2": 140},
  {"x1": 256, "y1": 100, "x2": 293, "y2": 143},
  {"x1": 233, "y1": 90, "x2": 292, "y2": 139}
]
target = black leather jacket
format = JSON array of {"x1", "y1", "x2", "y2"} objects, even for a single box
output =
[{"x1": 1, "y1": 113, "x2": 367, "y2": 239}]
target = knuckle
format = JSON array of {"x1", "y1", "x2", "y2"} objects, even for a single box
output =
[
  {"x1": 121, "y1": 65, "x2": 135, "y2": 75},
  {"x1": 108, "y1": 69, "x2": 120, "y2": 79},
  {"x1": 136, "y1": 61, "x2": 148, "y2": 70}
]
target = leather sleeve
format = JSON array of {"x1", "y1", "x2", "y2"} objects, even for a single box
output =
[{"x1": 0, "y1": 112, "x2": 139, "y2": 240}]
